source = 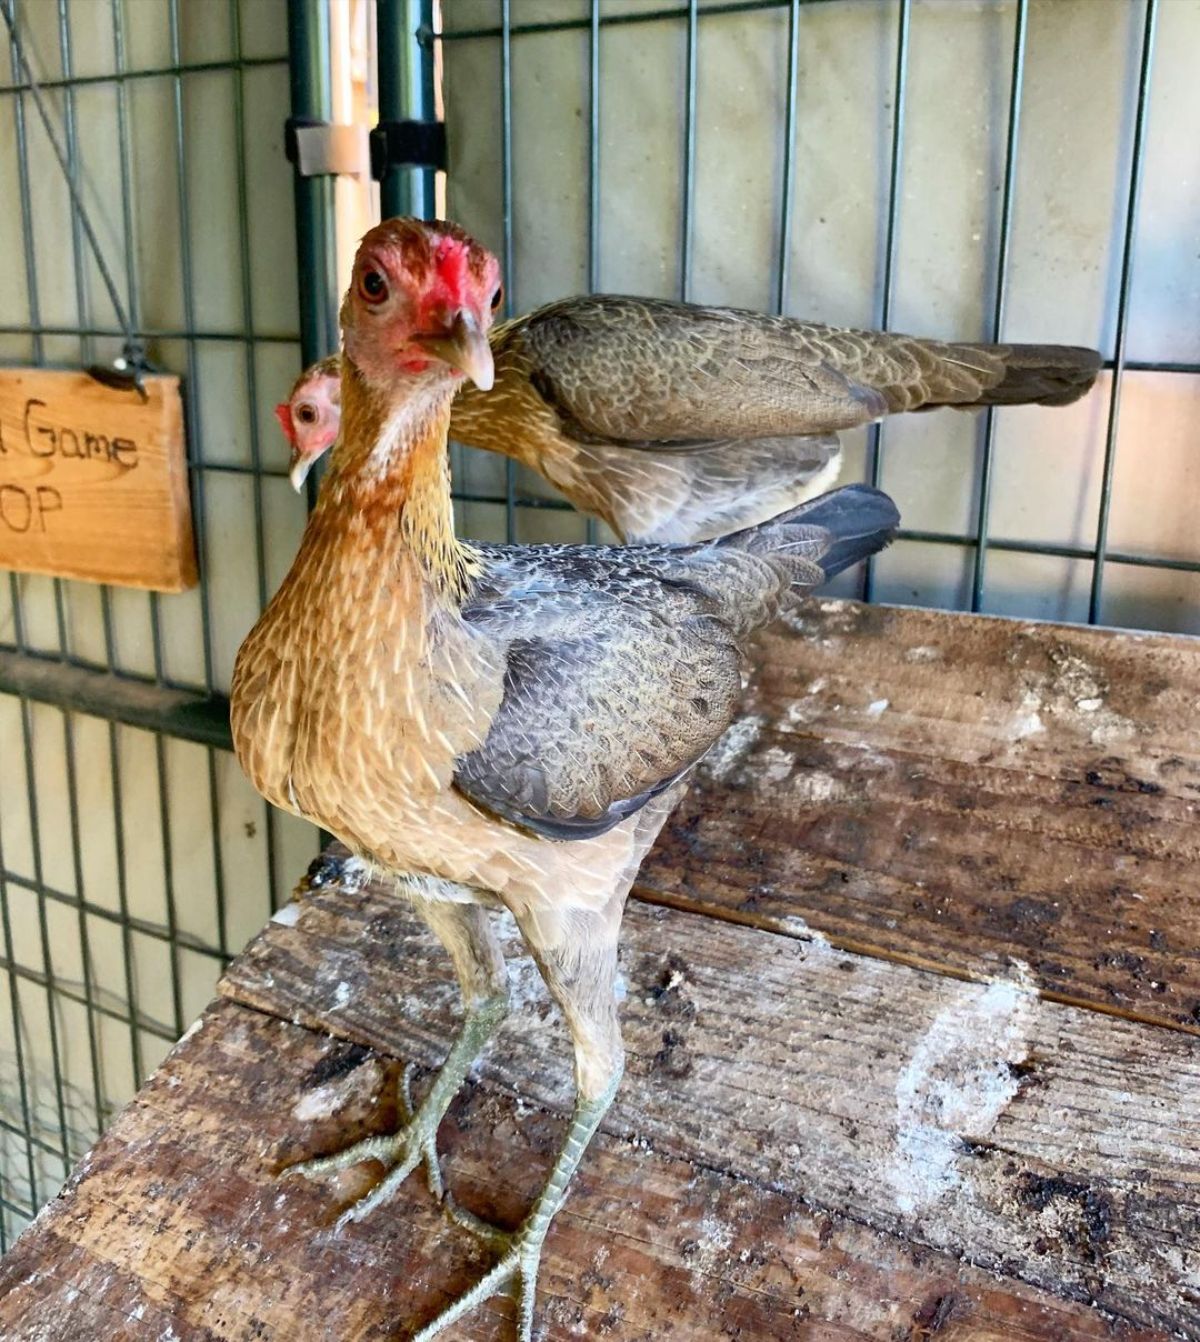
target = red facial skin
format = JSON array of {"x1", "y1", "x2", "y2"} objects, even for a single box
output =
[
  {"x1": 275, "y1": 371, "x2": 341, "y2": 490},
  {"x1": 273, "y1": 401, "x2": 296, "y2": 442},
  {"x1": 341, "y1": 218, "x2": 501, "y2": 391},
  {"x1": 280, "y1": 221, "x2": 501, "y2": 490}
]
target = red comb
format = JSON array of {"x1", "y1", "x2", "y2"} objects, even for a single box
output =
[
  {"x1": 273, "y1": 402, "x2": 296, "y2": 443},
  {"x1": 433, "y1": 235, "x2": 470, "y2": 302}
]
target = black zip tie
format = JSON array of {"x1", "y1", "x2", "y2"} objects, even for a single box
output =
[
  {"x1": 1, "y1": 0, "x2": 152, "y2": 401},
  {"x1": 85, "y1": 345, "x2": 154, "y2": 403},
  {"x1": 370, "y1": 120, "x2": 448, "y2": 180}
]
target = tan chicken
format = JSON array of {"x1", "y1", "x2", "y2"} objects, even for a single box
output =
[
  {"x1": 279, "y1": 295, "x2": 1099, "y2": 543},
  {"x1": 280, "y1": 352, "x2": 839, "y2": 544},
  {"x1": 233, "y1": 216, "x2": 900, "y2": 1340}
]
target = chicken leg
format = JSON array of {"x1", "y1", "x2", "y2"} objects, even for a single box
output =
[
  {"x1": 288, "y1": 893, "x2": 508, "y2": 1211},
  {"x1": 412, "y1": 894, "x2": 626, "y2": 1342}
]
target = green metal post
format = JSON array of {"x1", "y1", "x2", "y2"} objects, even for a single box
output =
[
  {"x1": 377, "y1": 0, "x2": 437, "y2": 219},
  {"x1": 287, "y1": 0, "x2": 340, "y2": 363}
]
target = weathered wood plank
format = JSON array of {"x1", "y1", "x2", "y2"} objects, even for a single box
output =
[
  {"x1": 217, "y1": 888, "x2": 1200, "y2": 1336},
  {"x1": 0, "y1": 997, "x2": 1170, "y2": 1341},
  {"x1": 9, "y1": 599, "x2": 1196, "y2": 1338},
  {"x1": 0, "y1": 368, "x2": 196, "y2": 591},
  {"x1": 633, "y1": 600, "x2": 1200, "y2": 1030}
]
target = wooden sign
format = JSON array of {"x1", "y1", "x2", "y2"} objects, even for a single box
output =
[{"x1": 0, "y1": 368, "x2": 197, "y2": 592}]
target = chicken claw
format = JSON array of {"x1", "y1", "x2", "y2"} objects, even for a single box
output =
[
  {"x1": 283, "y1": 1061, "x2": 441, "y2": 1206},
  {"x1": 442, "y1": 1189, "x2": 510, "y2": 1248},
  {"x1": 412, "y1": 1075, "x2": 620, "y2": 1342},
  {"x1": 286, "y1": 993, "x2": 508, "y2": 1209}
]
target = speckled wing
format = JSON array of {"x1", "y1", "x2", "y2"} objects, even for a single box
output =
[
  {"x1": 451, "y1": 484, "x2": 899, "y2": 841},
  {"x1": 453, "y1": 547, "x2": 748, "y2": 840},
  {"x1": 503, "y1": 296, "x2": 888, "y2": 442},
  {"x1": 499, "y1": 295, "x2": 1099, "y2": 444}
]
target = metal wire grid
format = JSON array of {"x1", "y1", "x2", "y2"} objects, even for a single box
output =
[
  {"x1": 0, "y1": 0, "x2": 311, "y2": 1245},
  {"x1": 0, "y1": 0, "x2": 1192, "y2": 1248},
  {"x1": 436, "y1": 0, "x2": 1196, "y2": 613}
]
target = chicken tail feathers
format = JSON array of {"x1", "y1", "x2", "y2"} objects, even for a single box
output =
[
  {"x1": 720, "y1": 483, "x2": 899, "y2": 583},
  {"x1": 795, "y1": 483, "x2": 901, "y2": 580},
  {"x1": 958, "y1": 342, "x2": 1101, "y2": 409}
]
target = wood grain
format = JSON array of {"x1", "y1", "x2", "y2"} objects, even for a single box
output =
[
  {"x1": 218, "y1": 887, "x2": 1200, "y2": 1336},
  {"x1": 633, "y1": 600, "x2": 1200, "y2": 1030},
  {"x1": 0, "y1": 996, "x2": 1172, "y2": 1342},
  {"x1": 0, "y1": 368, "x2": 196, "y2": 591},
  {"x1": 6, "y1": 599, "x2": 1198, "y2": 1338}
]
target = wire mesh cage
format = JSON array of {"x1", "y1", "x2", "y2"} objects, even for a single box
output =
[
  {"x1": 439, "y1": 0, "x2": 1197, "y2": 632},
  {"x1": 0, "y1": 0, "x2": 315, "y2": 1244},
  {"x1": 0, "y1": 0, "x2": 1196, "y2": 1244}
]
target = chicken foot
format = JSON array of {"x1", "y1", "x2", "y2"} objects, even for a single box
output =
[
  {"x1": 412, "y1": 896, "x2": 627, "y2": 1342},
  {"x1": 287, "y1": 899, "x2": 508, "y2": 1208},
  {"x1": 414, "y1": 1071, "x2": 621, "y2": 1342}
]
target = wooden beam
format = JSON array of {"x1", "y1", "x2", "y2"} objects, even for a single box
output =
[
  {"x1": 0, "y1": 650, "x2": 232, "y2": 749},
  {"x1": 635, "y1": 600, "x2": 1200, "y2": 1032},
  {"x1": 5, "y1": 599, "x2": 1196, "y2": 1337},
  {"x1": 0, "y1": 992, "x2": 1172, "y2": 1341},
  {"x1": 218, "y1": 886, "x2": 1200, "y2": 1336}
]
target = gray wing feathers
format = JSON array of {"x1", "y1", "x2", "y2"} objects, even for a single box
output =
[
  {"x1": 566, "y1": 433, "x2": 843, "y2": 544},
  {"x1": 454, "y1": 621, "x2": 738, "y2": 840},
  {"x1": 455, "y1": 562, "x2": 745, "y2": 839},
  {"x1": 453, "y1": 484, "x2": 898, "y2": 840}
]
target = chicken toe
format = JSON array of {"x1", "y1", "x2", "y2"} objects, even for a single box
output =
[{"x1": 411, "y1": 1073, "x2": 622, "y2": 1342}]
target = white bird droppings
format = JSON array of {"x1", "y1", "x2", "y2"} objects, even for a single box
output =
[
  {"x1": 758, "y1": 745, "x2": 795, "y2": 784},
  {"x1": 792, "y1": 770, "x2": 845, "y2": 804},
  {"x1": 174, "y1": 1017, "x2": 205, "y2": 1048},
  {"x1": 866, "y1": 698, "x2": 890, "y2": 718},
  {"x1": 701, "y1": 714, "x2": 764, "y2": 782},
  {"x1": 889, "y1": 963, "x2": 1037, "y2": 1217},
  {"x1": 1008, "y1": 690, "x2": 1046, "y2": 741},
  {"x1": 905, "y1": 645, "x2": 942, "y2": 664},
  {"x1": 777, "y1": 914, "x2": 834, "y2": 960},
  {"x1": 689, "y1": 1213, "x2": 735, "y2": 1279},
  {"x1": 292, "y1": 1081, "x2": 350, "y2": 1123}
]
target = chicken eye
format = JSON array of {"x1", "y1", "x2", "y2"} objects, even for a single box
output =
[
  {"x1": 359, "y1": 268, "x2": 388, "y2": 304},
  {"x1": 295, "y1": 403, "x2": 318, "y2": 425},
  {"x1": 490, "y1": 285, "x2": 503, "y2": 311}
]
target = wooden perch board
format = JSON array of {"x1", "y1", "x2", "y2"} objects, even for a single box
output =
[
  {"x1": 0, "y1": 368, "x2": 196, "y2": 591},
  {"x1": 0, "y1": 994, "x2": 1170, "y2": 1342},
  {"x1": 2, "y1": 599, "x2": 1198, "y2": 1340},
  {"x1": 638, "y1": 600, "x2": 1200, "y2": 1032}
]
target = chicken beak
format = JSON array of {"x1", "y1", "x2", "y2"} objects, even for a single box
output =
[
  {"x1": 415, "y1": 309, "x2": 494, "y2": 391},
  {"x1": 289, "y1": 447, "x2": 316, "y2": 493}
]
